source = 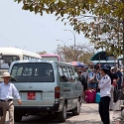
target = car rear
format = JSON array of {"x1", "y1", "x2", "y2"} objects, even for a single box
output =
[{"x1": 9, "y1": 61, "x2": 60, "y2": 120}]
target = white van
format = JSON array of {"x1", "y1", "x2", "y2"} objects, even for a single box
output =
[{"x1": 9, "y1": 60, "x2": 83, "y2": 122}]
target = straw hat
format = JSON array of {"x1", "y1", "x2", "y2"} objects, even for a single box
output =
[{"x1": 1, "y1": 72, "x2": 11, "y2": 78}]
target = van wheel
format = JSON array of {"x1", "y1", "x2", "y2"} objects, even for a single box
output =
[
  {"x1": 14, "y1": 112, "x2": 22, "y2": 122},
  {"x1": 58, "y1": 104, "x2": 67, "y2": 122},
  {"x1": 73, "y1": 100, "x2": 81, "y2": 115}
]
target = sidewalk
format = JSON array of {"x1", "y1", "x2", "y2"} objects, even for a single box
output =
[{"x1": 66, "y1": 103, "x2": 121, "y2": 124}]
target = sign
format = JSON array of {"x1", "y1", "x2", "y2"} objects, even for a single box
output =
[{"x1": 27, "y1": 92, "x2": 36, "y2": 100}]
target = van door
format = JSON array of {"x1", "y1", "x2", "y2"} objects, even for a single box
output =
[
  {"x1": 58, "y1": 65, "x2": 73, "y2": 110},
  {"x1": 73, "y1": 70, "x2": 83, "y2": 105},
  {"x1": 67, "y1": 67, "x2": 79, "y2": 109}
]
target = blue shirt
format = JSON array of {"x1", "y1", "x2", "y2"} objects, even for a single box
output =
[
  {"x1": 88, "y1": 72, "x2": 95, "y2": 83},
  {"x1": 0, "y1": 82, "x2": 21, "y2": 100},
  {"x1": 115, "y1": 71, "x2": 122, "y2": 85},
  {"x1": 88, "y1": 72, "x2": 94, "y2": 79}
]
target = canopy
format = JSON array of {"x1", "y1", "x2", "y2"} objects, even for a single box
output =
[{"x1": 70, "y1": 61, "x2": 84, "y2": 67}]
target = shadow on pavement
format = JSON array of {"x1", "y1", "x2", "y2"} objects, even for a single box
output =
[{"x1": 66, "y1": 120, "x2": 103, "y2": 124}]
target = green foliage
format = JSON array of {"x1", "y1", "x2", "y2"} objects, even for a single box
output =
[
  {"x1": 73, "y1": 15, "x2": 123, "y2": 57},
  {"x1": 14, "y1": 0, "x2": 124, "y2": 19},
  {"x1": 14, "y1": 0, "x2": 124, "y2": 57}
]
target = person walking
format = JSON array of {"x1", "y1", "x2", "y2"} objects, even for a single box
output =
[
  {"x1": 114, "y1": 67, "x2": 122, "y2": 90},
  {"x1": 0, "y1": 72, "x2": 22, "y2": 124},
  {"x1": 82, "y1": 65, "x2": 89, "y2": 94},
  {"x1": 76, "y1": 66, "x2": 86, "y2": 99},
  {"x1": 98, "y1": 67, "x2": 111, "y2": 124},
  {"x1": 107, "y1": 67, "x2": 118, "y2": 110},
  {"x1": 88, "y1": 67, "x2": 97, "y2": 90}
]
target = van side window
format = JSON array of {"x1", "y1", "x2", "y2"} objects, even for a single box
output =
[
  {"x1": 58, "y1": 66, "x2": 68, "y2": 82},
  {"x1": 75, "y1": 70, "x2": 79, "y2": 80},
  {"x1": 66, "y1": 67, "x2": 71, "y2": 81},
  {"x1": 68, "y1": 67, "x2": 75, "y2": 82},
  {"x1": 62, "y1": 66, "x2": 68, "y2": 81}
]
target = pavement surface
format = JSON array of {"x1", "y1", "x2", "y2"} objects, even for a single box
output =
[{"x1": 5, "y1": 103, "x2": 122, "y2": 124}]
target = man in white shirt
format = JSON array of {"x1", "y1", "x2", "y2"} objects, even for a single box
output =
[
  {"x1": 98, "y1": 66, "x2": 111, "y2": 124},
  {"x1": 0, "y1": 72, "x2": 22, "y2": 124}
]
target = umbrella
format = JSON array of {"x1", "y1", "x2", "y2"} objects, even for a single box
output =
[{"x1": 70, "y1": 61, "x2": 84, "y2": 67}]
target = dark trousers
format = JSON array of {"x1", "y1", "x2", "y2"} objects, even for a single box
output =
[
  {"x1": 99, "y1": 96, "x2": 110, "y2": 124},
  {"x1": 117, "y1": 83, "x2": 121, "y2": 90}
]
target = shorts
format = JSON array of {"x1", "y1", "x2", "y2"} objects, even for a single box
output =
[{"x1": 88, "y1": 83, "x2": 96, "y2": 89}]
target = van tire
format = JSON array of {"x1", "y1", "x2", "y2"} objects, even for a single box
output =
[
  {"x1": 73, "y1": 100, "x2": 81, "y2": 115},
  {"x1": 58, "y1": 104, "x2": 67, "y2": 122},
  {"x1": 14, "y1": 112, "x2": 22, "y2": 122}
]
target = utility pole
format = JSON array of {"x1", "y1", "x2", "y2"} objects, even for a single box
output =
[
  {"x1": 64, "y1": 29, "x2": 76, "y2": 60},
  {"x1": 64, "y1": 29, "x2": 76, "y2": 47},
  {"x1": 122, "y1": 0, "x2": 124, "y2": 70},
  {"x1": 122, "y1": 19, "x2": 124, "y2": 71}
]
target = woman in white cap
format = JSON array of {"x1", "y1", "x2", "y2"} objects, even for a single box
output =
[
  {"x1": 0, "y1": 72, "x2": 22, "y2": 124},
  {"x1": 98, "y1": 66, "x2": 111, "y2": 124}
]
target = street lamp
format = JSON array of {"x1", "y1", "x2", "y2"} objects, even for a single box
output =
[
  {"x1": 56, "y1": 39, "x2": 72, "y2": 46},
  {"x1": 64, "y1": 29, "x2": 76, "y2": 47}
]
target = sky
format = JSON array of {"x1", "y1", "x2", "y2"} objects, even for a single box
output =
[{"x1": 0, "y1": 0, "x2": 91, "y2": 53}]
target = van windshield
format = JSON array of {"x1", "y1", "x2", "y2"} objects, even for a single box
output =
[{"x1": 10, "y1": 63, "x2": 54, "y2": 82}]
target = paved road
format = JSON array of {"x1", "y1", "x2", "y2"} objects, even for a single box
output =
[{"x1": 5, "y1": 103, "x2": 120, "y2": 124}]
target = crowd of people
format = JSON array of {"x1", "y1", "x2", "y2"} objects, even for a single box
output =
[
  {"x1": 76, "y1": 65, "x2": 123, "y2": 92},
  {"x1": 76, "y1": 64, "x2": 123, "y2": 124}
]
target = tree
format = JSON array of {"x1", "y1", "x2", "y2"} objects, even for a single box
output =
[
  {"x1": 14, "y1": 0, "x2": 124, "y2": 19},
  {"x1": 56, "y1": 44, "x2": 94, "y2": 63},
  {"x1": 37, "y1": 51, "x2": 46, "y2": 54},
  {"x1": 14, "y1": 0, "x2": 124, "y2": 56},
  {"x1": 72, "y1": 15, "x2": 123, "y2": 57}
]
